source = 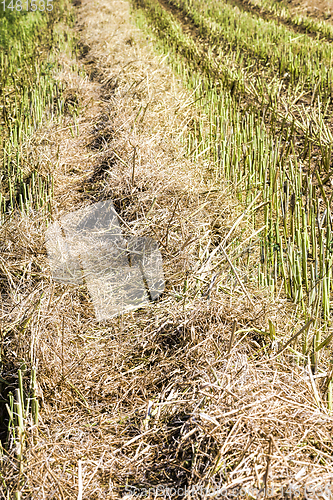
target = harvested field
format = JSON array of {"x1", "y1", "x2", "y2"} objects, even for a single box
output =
[
  {"x1": 290, "y1": 0, "x2": 333, "y2": 20},
  {"x1": 1, "y1": 0, "x2": 333, "y2": 499}
]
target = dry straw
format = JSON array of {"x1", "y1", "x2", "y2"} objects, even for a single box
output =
[{"x1": 1, "y1": 0, "x2": 333, "y2": 498}]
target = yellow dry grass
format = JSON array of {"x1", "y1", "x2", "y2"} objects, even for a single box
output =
[
  {"x1": 1, "y1": 0, "x2": 333, "y2": 498},
  {"x1": 289, "y1": 0, "x2": 333, "y2": 20}
]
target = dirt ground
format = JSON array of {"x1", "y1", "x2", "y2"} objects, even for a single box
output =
[{"x1": 289, "y1": 0, "x2": 333, "y2": 19}]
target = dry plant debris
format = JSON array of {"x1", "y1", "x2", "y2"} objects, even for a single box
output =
[
  {"x1": 289, "y1": 0, "x2": 333, "y2": 21},
  {"x1": 1, "y1": 0, "x2": 333, "y2": 498}
]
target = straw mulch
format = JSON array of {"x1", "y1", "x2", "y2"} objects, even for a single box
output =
[
  {"x1": 1, "y1": 0, "x2": 333, "y2": 498},
  {"x1": 289, "y1": 0, "x2": 333, "y2": 20}
]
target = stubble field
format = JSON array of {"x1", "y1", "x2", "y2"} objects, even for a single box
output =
[{"x1": 1, "y1": 0, "x2": 333, "y2": 498}]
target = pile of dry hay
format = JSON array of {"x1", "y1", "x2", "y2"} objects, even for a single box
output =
[{"x1": 1, "y1": 0, "x2": 333, "y2": 498}]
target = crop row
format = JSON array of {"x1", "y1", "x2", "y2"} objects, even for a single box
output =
[
  {"x1": 132, "y1": 0, "x2": 333, "y2": 407},
  {"x1": 243, "y1": 0, "x2": 333, "y2": 41},
  {"x1": 168, "y1": 0, "x2": 333, "y2": 99},
  {"x1": 0, "y1": 9, "x2": 76, "y2": 221},
  {"x1": 137, "y1": 0, "x2": 333, "y2": 170},
  {"x1": 0, "y1": 5, "x2": 75, "y2": 494}
]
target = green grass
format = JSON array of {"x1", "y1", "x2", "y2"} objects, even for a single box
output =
[{"x1": 0, "y1": 3, "x2": 75, "y2": 220}]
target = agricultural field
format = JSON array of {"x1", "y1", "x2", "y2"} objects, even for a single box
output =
[
  {"x1": 1, "y1": 0, "x2": 333, "y2": 498},
  {"x1": 131, "y1": 0, "x2": 333, "y2": 373}
]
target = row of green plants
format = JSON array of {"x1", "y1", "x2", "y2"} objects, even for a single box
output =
[
  {"x1": 0, "y1": 6, "x2": 75, "y2": 221},
  {"x1": 0, "y1": 3, "x2": 75, "y2": 497},
  {"x1": 244, "y1": 0, "x2": 333, "y2": 41},
  {"x1": 136, "y1": 0, "x2": 333, "y2": 173},
  {"x1": 167, "y1": 0, "x2": 333, "y2": 99},
  {"x1": 132, "y1": 0, "x2": 333, "y2": 409}
]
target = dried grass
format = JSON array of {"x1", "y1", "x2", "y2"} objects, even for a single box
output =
[
  {"x1": 1, "y1": 0, "x2": 333, "y2": 498},
  {"x1": 289, "y1": 0, "x2": 333, "y2": 20}
]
